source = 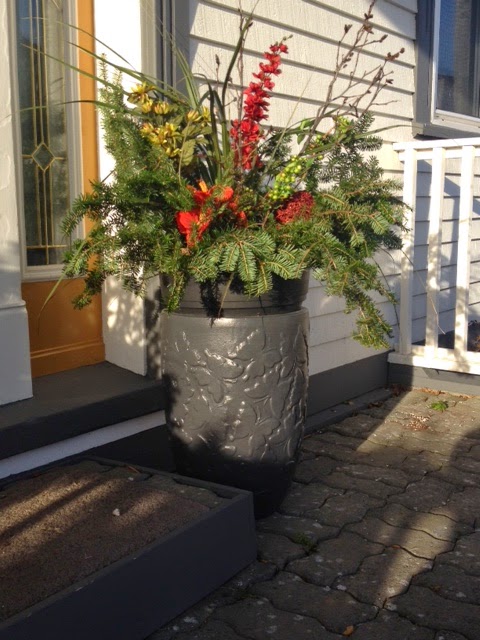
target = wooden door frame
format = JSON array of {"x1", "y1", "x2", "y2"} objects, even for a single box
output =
[{"x1": 15, "y1": 0, "x2": 104, "y2": 377}]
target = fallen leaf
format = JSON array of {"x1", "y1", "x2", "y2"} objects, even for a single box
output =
[{"x1": 126, "y1": 464, "x2": 140, "y2": 474}]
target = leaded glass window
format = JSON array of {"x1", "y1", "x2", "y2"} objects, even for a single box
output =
[{"x1": 16, "y1": 0, "x2": 71, "y2": 267}]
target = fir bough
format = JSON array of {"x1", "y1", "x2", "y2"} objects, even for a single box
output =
[{"x1": 61, "y1": 4, "x2": 406, "y2": 350}]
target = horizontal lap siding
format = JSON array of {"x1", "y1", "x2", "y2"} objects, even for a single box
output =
[{"x1": 189, "y1": 0, "x2": 416, "y2": 375}]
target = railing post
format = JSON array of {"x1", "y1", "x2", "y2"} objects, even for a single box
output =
[
  {"x1": 398, "y1": 147, "x2": 417, "y2": 355},
  {"x1": 454, "y1": 145, "x2": 475, "y2": 358},
  {"x1": 424, "y1": 147, "x2": 446, "y2": 357}
]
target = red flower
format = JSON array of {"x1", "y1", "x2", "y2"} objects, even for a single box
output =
[
  {"x1": 275, "y1": 192, "x2": 314, "y2": 225},
  {"x1": 215, "y1": 186, "x2": 234, "y2": 203},
  {"x1": 230, "y1": 41, "x2": 288, "y2": 170},
  {"x1": 176, "y1": 182, "x2": 241, "y2": 247},
  {"x1": 235, "y1": 210, "x2": 248, "y2": 226},
  {"x1": 176, "y1": 210, "x2": 211, "y2": 248},
  {"x1": 190, "y1": 180, "x2": 214, "y2": 205},
  {"x1": 190, "y1": 181, "x2": 234, "y2": 205}
]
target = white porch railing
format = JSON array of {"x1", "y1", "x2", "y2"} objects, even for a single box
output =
[{"x1": 389, "y1": 137, "x2": 480, "y2": 375}]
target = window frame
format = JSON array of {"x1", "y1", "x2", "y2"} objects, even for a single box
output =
[
  {"x1": 141, "y1": 1, "x2": 189, "y2": 86},
  {"x1": 415, "y1": 0, "x2": 480, "y2": 138}
]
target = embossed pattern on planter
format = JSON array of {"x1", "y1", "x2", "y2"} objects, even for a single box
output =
[{"x1": 161, "y1": 308, "x2": 309, "y2": 505}]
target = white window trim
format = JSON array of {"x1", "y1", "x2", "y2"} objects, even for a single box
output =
[{"x1": 9, "y1": 0, "x2": 84, "y2": 283}]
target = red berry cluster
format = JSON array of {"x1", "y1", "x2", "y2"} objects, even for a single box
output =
[
  {"x1": 275, "y1": 191, "x2": 314, "y2": 225},
  {"x1": 230, "y1": 42, "x2": 288, "y2": 170}
]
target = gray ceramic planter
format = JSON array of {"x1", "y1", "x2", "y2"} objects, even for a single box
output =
[{"x1": 161, "y1": 274, "x2": 310, "y2": 517}]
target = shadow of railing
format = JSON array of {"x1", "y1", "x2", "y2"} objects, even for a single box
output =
[{"x1": 253, "y1": 388, "x2": 480, "y2": 636}]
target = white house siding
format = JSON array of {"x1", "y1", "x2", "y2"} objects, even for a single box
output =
[{"x1": 189, "y1": 0, "x2": 417, "y2": 375}]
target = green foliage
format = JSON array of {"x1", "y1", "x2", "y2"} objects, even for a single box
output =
[
  {"x1": 290, "y1": 533, "x2": 317, "y2": 553},
  {"x1": 430, "y1": 400, "x2": 449, "y2": 412},
  {"x1": 59, "y1": 10, "x2": 407, "y2": 350}
]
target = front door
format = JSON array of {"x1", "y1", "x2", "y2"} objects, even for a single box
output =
[{"x1": 14, "y1": 0, "x2": 104, "y2": 377}]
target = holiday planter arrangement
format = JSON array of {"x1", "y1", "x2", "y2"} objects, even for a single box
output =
[{"x1": 60, "y1": 3, "x2": 405, "y2": 515}]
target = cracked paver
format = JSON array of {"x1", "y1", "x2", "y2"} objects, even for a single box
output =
[
  {"x1": 213, "y1": 598, "x2": 342, "y2": 639},
  {"x1": 390, "y1": 585, "x2": 480, "y2": 640},
  {"x1": 307, "y1": 490, "x2": 383, "y2": 528},
  {"x1": 347, "y1": 516, "x2": 453, "y2": 558},
  {"x1": 256, "y1": 532, "x2": 305, "y2": 568},
  {"x1": 351, "y1": 609, "x2": 434, "y2": 639},
  {"x1": 250, "y1": 571, "x2": 377, "y2": 633},
  {"x1": 368, "y1": 502, "x2": 472, "y2": 541},
  {"x1": 389, "y1": 476, "x2": 458, "y2": 511},
  {"x1": 413, "y1": 563, "x2": 480, "y2": 604},
  {"x1": 278, "y1": 482, "x2": 343, "y2": 515},
  {"x1": 339, "y1": 547, "x2": 433, "y2": 606},
  {"x1": 256, "y1": 512, "x2": 338, "y2": 544},
  {"x1": 286, "y1": 531, "x2": 383, "y2": 586}
]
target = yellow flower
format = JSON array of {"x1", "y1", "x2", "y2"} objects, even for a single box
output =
[
  {"x1": 153, "y1": 101, "x2": 172, "y2": 115},
  {"x1": 164, "y1": 122, "x2": 179, "y2": 135},
  {"x1": 128, "y1": 82, "x2": 155, "y2": 104},
  {"x1": 141, "y1": 98, "x2": 154, "y2": 113},
  {"x1": 186, "y1": 109, "x2": 202, "y2": 123}
]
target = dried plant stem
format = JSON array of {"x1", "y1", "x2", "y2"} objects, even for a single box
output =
[{"x1": 300, "y1": 0, "x2": 404, "y2": 152}]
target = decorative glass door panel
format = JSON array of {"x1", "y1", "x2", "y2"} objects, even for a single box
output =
[{"x1": 16, "y1": 0, "x2": 71, "y2": 268}]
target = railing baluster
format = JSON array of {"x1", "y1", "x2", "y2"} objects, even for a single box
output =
[
  {"x1": 454, "y1": 145, "x2": 475, "y2": 358},
  {"x1": 399, "y1": 148, "x2": 417, "y2": 355},
  {"x1": 425, "y1": 147, "x2": 445, "y2": 356},
  {"x1": 391, "y1": 138, "x2": 480, "y2": 375}
]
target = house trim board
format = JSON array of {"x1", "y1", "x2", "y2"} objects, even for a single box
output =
[
  {"x1": 0, "y1": 2, "x2": 32, "y2": 405},
  {"x1": 389, "y1": 362, "x2": 480, "y2": 396}
]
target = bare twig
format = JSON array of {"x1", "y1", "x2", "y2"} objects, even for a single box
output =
[{"x1": 299, "y1": 0, "x2": 404, "y2": 152}]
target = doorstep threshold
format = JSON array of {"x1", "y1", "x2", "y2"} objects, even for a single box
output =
[{"x1": 0, "y1": 362, "x2": 165, "y2": 461}]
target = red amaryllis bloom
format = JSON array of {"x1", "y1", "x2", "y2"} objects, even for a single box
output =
[
  {"x1": 275, "y1": 191, "x2": 314, "y2": 225},
  {"x1": 176, "y1": 209, "x2": 212, "y2": 248},
  {"x1": 189, "y1": 180, "x2": 235, "y2": 206},
  {"x1": 230, "y1": 41, "x2": 288, "y2": 170},
  {"x1": 190, "y1": 181, "x2": 212, "y2": 205},
  {"x1": 176, "y1": 182, "x2": 241, "y2": 247}
]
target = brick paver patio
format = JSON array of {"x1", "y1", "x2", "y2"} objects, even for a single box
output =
[{"x1": 149, "y1": 389, "x2": 480, "y2": 640}]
